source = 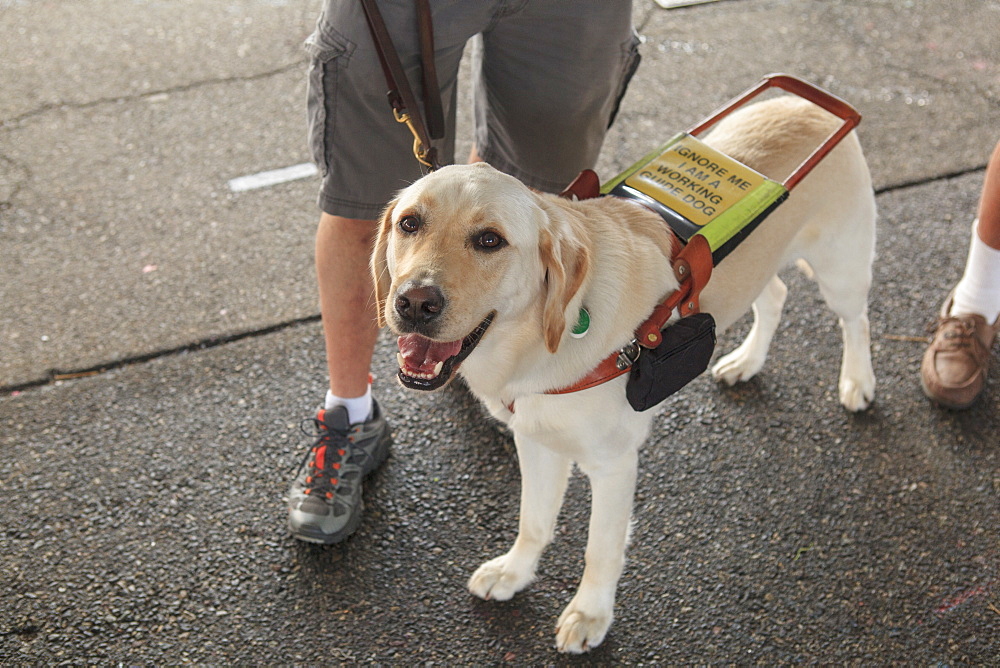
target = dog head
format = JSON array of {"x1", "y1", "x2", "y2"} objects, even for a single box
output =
[{"x1": 371, "y1": 163, "x2": 589, "y2": 391}]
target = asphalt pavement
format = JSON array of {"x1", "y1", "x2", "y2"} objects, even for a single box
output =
[{"x1": 2, "y1": 0, "x2": 998, "y2": 663}]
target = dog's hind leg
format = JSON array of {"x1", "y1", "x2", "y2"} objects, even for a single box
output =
[
  {"x1": 806, "y1": 252, "x2": 876, "y2": 412},
  {"x1": 836, "y1": 310, "x2": 875, "y2": 411},
  {"x1": 711, "y1": 275, "x2": 788, "y2": 385},
  {"x1": 468, "y1": 439, "x2": 571, "y2": 602},
  {"x1": 555, "y1": 451, "x2": 638, "y2": 653},
  {"x1": 814, "y1": 272, "x2": 876, "y2": 412}
]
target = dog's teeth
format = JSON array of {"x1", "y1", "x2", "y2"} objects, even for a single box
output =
[{"x1": 397, "y1": 353, "x2": 445, "y2": 380}]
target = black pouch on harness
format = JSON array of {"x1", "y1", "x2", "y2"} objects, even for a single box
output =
[{"x1": 626, "y1": 312, "x2": 717, "y2": 412}]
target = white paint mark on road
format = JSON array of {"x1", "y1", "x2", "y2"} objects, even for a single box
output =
[
  {"x1": 228, "y1": 162, "x2": 318, "y2": 192},
  {"x1": 654, "y1": 0, "x2": 725, "y2": 8}
]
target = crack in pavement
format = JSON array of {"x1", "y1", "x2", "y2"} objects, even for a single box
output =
[
  {"x1": 0, "y1": 153, "x2": 32, "y2": 210},
  {"x1": 0, "y1": 60, "x2": 306, "y2": 129},
  {"x1": 874, "y1": 163, "x2": 989, "y2": 196},
  {"x1": 1, "y1": 314, "x2": 322, "y2": 395}
]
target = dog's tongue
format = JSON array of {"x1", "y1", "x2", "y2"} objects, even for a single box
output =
[{"x1": 397, "y1": 334, "x2": 462, "y2": 376}]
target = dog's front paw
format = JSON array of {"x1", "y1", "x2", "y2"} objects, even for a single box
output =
[
  {"x1": 711, "y1": 346, "x2": 765, "y2": 385},
  {"x1": 839, "y1": 374, "x2": 875, "y2": 412},
  {"x1": 468, "y1": 554, "x2": 535, "y2": 601},
  {"x1": 555, "y1": 597, "x2": 612, "y2": 653}
]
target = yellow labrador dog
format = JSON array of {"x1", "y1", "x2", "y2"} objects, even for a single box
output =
[{"x1": 371, "y1": 95, "x2": 876, "y2": 652}]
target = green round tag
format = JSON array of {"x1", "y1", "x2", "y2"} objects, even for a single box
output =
[{"x1": 570, "y1": 307, "x2": 590, "y2": 338}]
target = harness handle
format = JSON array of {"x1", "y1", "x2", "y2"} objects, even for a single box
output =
[{"x1": 687, "y1": 73, "x2": 861, "y2": 191}]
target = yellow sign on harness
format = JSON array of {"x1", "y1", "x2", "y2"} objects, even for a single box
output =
[
  {"x1": 602, "y1": 132, "x2": 788, "y2": 265},
  {"x1": 625, "y1": 134, "x2": 766, "y2": 226}
]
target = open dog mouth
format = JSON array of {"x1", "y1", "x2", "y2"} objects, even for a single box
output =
[{"x1": 395, "y1": 312, "x2": 495, "y2": 391}]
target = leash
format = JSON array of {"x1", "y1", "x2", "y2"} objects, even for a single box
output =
[{"x1": 359, "y1": 0, "x2": 445, "y2": 170}]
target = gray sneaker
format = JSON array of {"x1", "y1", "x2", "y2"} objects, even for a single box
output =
[{"x1": 287, "y1": 401, "x2": 391, "y2": 544}]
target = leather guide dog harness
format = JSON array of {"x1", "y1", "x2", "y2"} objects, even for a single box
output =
[{"x1": 531, "y1": 75, "x2": 861, "y2": 412}]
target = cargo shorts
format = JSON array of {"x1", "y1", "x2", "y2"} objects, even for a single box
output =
[{"x1": 306, "y1": 0, "x2": 641, "y2": 219}]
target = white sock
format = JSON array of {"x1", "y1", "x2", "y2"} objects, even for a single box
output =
[
  {"x1": 951, "y1": 219, "x2": 1000, "y2": 322},
  {"x1": 325, "y1": 386, "x2": 373, "y2": 424}
]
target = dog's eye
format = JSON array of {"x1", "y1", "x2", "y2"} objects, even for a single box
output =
[
  {"x1": 475, "y1": 230, "x2": 506, "y2": 251},
  {"x1": 399, "y1": 215, "x2": 421, "y2": 234}
]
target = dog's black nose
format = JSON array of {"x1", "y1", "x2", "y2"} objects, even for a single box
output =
[{"x1": 395, "y1": 284, "x2": 445, "y2": 325}]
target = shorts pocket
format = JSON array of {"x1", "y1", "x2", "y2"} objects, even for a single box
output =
[
  {"x1": 607, "y1": 29, "x2": 642, "y2": 129},
  {"x1": 305, "y1": 20, "x2": 355, "y2": 176}
]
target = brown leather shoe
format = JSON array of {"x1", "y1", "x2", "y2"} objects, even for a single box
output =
[{"x1": 920, "y1": 293, "x2": 1000, "y2": 409}]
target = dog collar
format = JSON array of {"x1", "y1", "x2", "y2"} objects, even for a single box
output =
[
  {"x1": 545, "y1": 236, "x2": 706, "y2": 397},
  {"x1": 501, "y1": 173, "x2": 713, "y2": 414},
  {"x1": 502, "y1": 231, "x2": 711, "y2": 415},
  {"x1": 546, "y1": 173, "x2": 715, "y2": 398}
]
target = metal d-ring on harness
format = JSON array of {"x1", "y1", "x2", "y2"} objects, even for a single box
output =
[{"x1": 616, "y1": 340, "x2": 642, "y2": 371}]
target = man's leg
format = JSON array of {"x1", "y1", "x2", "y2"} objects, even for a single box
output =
[
  {"x1": 316, "y1": 212, "x2": 379, "y2": 409},
  {"x1": 286, "y1": 213, "x2": 393, "y2": 545},
  {"x1": 953, "y1": 139, "x2": 1000, "y2": 318},
  {"x1": 974, "y1": 140, "x2": 1000, "y2": 250},
  {"x1": 921, "y1": 140, "x2": 1000, "y2": 408},
  {"x1": 471, "y1": 0, "x2": 638, "y2": 193},
  {"x1": 290, "y1": 0, "x2": 491, "y2": 544}
]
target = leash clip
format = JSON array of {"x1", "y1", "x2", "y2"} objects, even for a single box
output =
[
  {"x1": 393, "y1": 108, "x2": 435, "y2": 168},
  {"x1": 616, "y1": 339, "x2": 641, "y2": 371}
]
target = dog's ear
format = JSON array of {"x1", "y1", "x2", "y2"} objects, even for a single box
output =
[
  {"x1": 539, "y1": 225, "x2": 590, "y2": 354},
  {"x1": 371, "y1": 200, "x2": 396, "y2": 328}
]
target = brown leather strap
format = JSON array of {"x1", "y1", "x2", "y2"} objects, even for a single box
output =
[
  {"x1": 559, "y1": 169, "x2": 601, "y2": 200},
  {"x1": 544, "y1": 286, "x2": 687, "y2": 396},
  {"x1": 415, "y1": 0, "x2": 445, "y2": 141},
  {"x1": 359, "y1": 0, "x2": 443, "y2": 169}
]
